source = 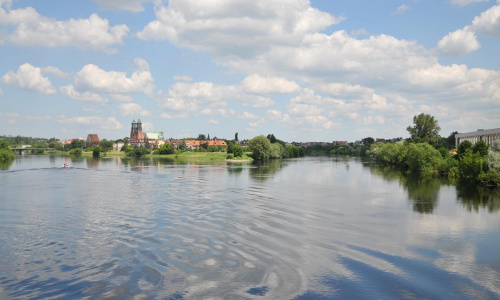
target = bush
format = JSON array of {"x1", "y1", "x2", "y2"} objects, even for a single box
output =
[
  {"x1": 472, "y1": 140, "x2": 489, "y2": 157},
  {"x1": 457, "y1": 140, "x2": 472, "y2": 160},
  {"x1": 31, "y1": 148, "x2": 44, "y2": 154},
  {"x1": 126, "y1": 147, "x2": 150, "y2": 157},
  {"x1": 405, "y1": 143, "x2": 443, "y2": 174},
  {"x1": 69, "y1": 148, "x2": 82, "y2": 157},
  {"x1": 458, "y1": 150, "x2": 486, "y2": 183},
  {"x1": 227, "y1": 142, "x2": 234, "y2": 153},
  {"x1": 227, "y1": 154, "x2": 234, "y2": 159},
  {"x1": 479, "y1": 172, "x2": 500, "y2": 187},
  {"x1": 153, "y1": 143, "x2": 173, "y2": 155},
  {"x1": 233, "y1": 145, "x2": 243, "y2": 157},
  {"x1": 0, "y1": 149, "x2": 15, "y2": 161},
  {"x1": 92, "y1": 147, "x2": 101, "y2": 158}
]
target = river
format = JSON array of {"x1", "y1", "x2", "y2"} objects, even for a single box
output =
[{"x1": 1, "y1": 155, "x2": 499, "y2": 299}]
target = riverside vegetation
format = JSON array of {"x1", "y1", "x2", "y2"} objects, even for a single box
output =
[
  {"x1": 2, "y1": 114, "x2": 499, "y2": 187},
  {"x1": 362, "y1": 114, "x2": 500, "y2": 187}
]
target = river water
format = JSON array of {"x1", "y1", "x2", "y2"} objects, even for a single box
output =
[{"x1": 1, "y1": 155, "x2": 499, "y2": 299}]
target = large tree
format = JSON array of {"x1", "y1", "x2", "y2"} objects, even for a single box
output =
[
  {"x1": 249, "y1": 135, "x2": 272, "y2": 160},
  {"x1": 407, "y1": 113, "x2": 441, "y2": 147}
]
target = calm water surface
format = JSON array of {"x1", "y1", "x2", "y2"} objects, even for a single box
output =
[{"x1": 1, "y1": 155, "x2": 499, "y2": 299}]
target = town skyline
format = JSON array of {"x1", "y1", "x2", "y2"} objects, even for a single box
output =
[{"x1": 1, "y1": 0, "x2": 499, "y2": 142}]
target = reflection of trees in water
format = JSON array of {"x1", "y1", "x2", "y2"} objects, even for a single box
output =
[
  {"x1": 122, "y1": 157, "x2": 154, "y2": 172},
  {"x1": 457, "y1": 185, "x2": 500, "y2": 213},
  {"x1": 87, "y1": 158, "x2": 99, "y2": 169},
  {"x1": 250, "y1": 159, "x2": 286, "y2": 181},
  {"x1": 0, "y1": 160, "x2": 14, "y2": 170},
  {"x1": 401, "y1": 174, "x2": 444, "y2": 214},
  {"x1": 367, "y1": 164, "x2": 403, "y2": 182},
  {"x1": 367, "y1": 164, "x2": 450, "y2": 214},
  {"x1": 227, "y1": 165, "x2": 244, "y2": 175}
]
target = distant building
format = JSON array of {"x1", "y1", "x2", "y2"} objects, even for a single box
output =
[
  {"x1": 130, "y1": 119, "x2": 146, "y2": 147},
  {"x1": 86, "y1": 134, "x2": 100, "y2": 147},
  {"x1": 129, "y1": 119, "x2": 165, "y2": 148},
  {"x1": 455, "y1": 128, "x2": 500, "y2": 148},
  {"x1": 144, "y1": 132, "x2": 165, "y2": 149}
]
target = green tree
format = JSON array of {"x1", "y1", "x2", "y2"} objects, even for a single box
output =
[
  {"x1": 457, "y1": 140, "x2": 472, "y2": 160},
  {"x1": 249, "y1": 135, "x2": 272, "y2": 160},
  {"x1": 0, "y1": 140, "x2": 15, "y2": 162},
  {"x1": 197, "y1": 134, "x2": 206, "y2": 140},
  {"x1": 92, "y1": 147, "x2": 102, "y2": 158},
  {"x1": 227, "y1": 141, "x2": 234, "y2": 153},
  {"x1": 446, "y1": 131, "x2": 458, "y2": 149},
  {"x1": 459, "y1": 150, "x2": 486, "y2": 183},
  {"x1": 362, "y1": 137, "x2": 375, "y2": 146},
  {"x1": 126, "y1": 147, "x2": 149, "y2": 157},
  {"x1": 406, "y1": 113, "x2": 441, "y2": 147},
  {"x1": 70, "y1": 139, "x2": 86, "y2": 149},
  {"x1": 179, "y1": 140, "x2": 187, "y2": 151},
  {"x1": 235, "y1": 132, "x2": 239, "y2": 142},
  {"x1": 69, "y1": 148, "x2": 82, "y2": 157},
  {"x1": 405, "y1": 143, "x2": 443, "y2": 173},
  {"x1": 233, "y1": 145, "x2": 244, "y2": 157},
  {"x1": 153, "y1": 143, "x2": 173, "y2": 155},
  {"x1": 267, "y1": 134, "x2": 277, "y2": 143},
  {"x1": 472, "y1": 140, "x2": 489, "y2": 157},
  {"x1": 100, "y1": 139, "x2": 114, "y2": 152}
]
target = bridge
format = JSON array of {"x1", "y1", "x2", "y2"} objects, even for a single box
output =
[
  {"x1": 455, "y1": 128, "x2": 500, "y2": 148},
  {"x1": 10, "y1": 148, "x2": 54, "y2": 155}
]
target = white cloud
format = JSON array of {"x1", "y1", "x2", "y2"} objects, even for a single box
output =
[
  {"x1": 267, "y1": 110, "x2": 290, "y2": 122},
  {"x1": 138, "y1": 0, "x2": 344, "y2": 57},
  {"x1": 75, "y1": 58, "x2": 154, "y2": 95},
  {"x1": 110, "y1": 94, "x2": 133, "y2": 102},
  {"x1": 238, "y1": 112, "x2": 260, "y2": 120},
  {"x1": 160, "y1": 112, "x2": 188, "y2": 119},
  {"x1": 58, "y1": 116, "x2": 122, "y2": 130},
  {"x1": 250, "y1": 96, "x2": 275, "y2": 108},
  {"x1": 94, "y1": 0, "x2": 152, "y2": 12},
  {"x1": 83, "y1": 107, "x2": 101, "y2": 113},
  {"x1": 173, "y1": 75, "x2": 193, "y2": 81},
  {"x1": 1, "y1": 6, "x2": 129, "y2": 53},
  {"x1": 158, "y1": 76, "x2": 290, "y2": 113},
  {"x1": 437, "y1": 27, "x2": 481, "y2": 55},
  {"x1": 350, "y1": 28, "x2": 369, "y2": 37},
  {"x1": 450, "y1": 0, "x2": 489, "y2": 7},
  {"x1": 394, "y1": 5, "x2": 410, "y2": 14},
  {"x1": 1, "y1": 63, "x2": 56, "y2": 94},
  {"x1": 60, "y1": 85, "x2": 108, "y2": 103},
  {"x1": 119, "y1": 103, "x2": 151, "y2": 117},
  {"x1": 41, "y1": 66, "x2": 67, "y2": 78},
  {"x1": 241, "y1": 74, "x2": 301, "y2": 94},
  {"x1": 471, "y1": 3, "x2": 500, "y2": 36},
  {"x1": 208, "y1": 119, "x2": 219, "y2": 124}
]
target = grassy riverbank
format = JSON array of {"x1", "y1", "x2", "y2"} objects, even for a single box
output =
[{"x1": 46, "y1": 149, "x2": 252, "y2": 162}]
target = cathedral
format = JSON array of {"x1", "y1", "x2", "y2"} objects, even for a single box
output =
[{"x1": 130, "y1": 119, "x2": 164, "y2": 148}]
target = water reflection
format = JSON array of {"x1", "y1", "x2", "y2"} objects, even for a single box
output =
[
  {"x1": 457, "y1": 184, "x2": 500, "y2": 213},
  {"x1": 249, "y1": 159, "x2": 286, "y2": 181},
  {"x1": 1, "y1": 156, "x2": 500, "y2": 299},
  {"x1": 402, "y1": 174, "x2": 444, "y2": 214},
  {"x1": 368, "y1": 164, "x2": 450, "y2": 214},
  {"x1": 0, "y1": 160, "x2": 13, "y2": 170}
]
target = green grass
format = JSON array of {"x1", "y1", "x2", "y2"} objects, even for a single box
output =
[{"x1": 153, "y1": 151, "x2": 253, "y2": 162}]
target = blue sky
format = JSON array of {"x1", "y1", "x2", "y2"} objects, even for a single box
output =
[{"x1": 1, "y1": 0, "x2": 499, "y2": 142}]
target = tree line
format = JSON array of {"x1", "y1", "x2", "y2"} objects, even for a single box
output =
[{"x1": 368, "y1": 113, "x2": 500, "y2": 187}]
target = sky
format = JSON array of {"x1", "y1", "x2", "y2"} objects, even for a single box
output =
[{"x1": 0, "y1": 0, "x2": 499, "y2": 142}]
